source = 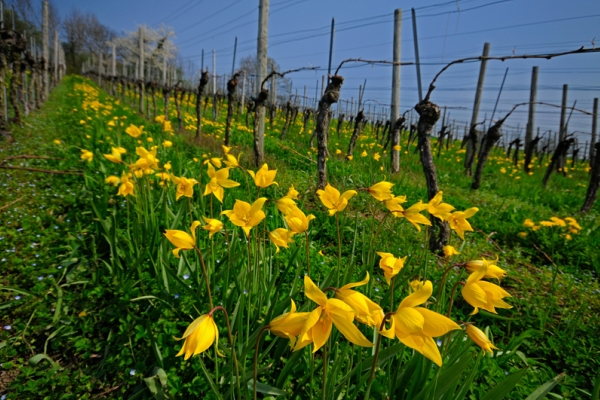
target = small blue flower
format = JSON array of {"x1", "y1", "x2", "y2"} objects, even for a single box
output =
[
  {"x1": 437, "y1": 339, "x2": 442, "y2": 347},
  {"x1": 3, "y1": 325, "x2": 11, "y2": 330},
  {"x1": 174, "y1": 294, "x2": 180, "y2": 299},
  {"x1": 129, "y1": 369, "x2": 136, "y2": 376},
  {"x1": 183, "y1": 274, "x2": 190, "y2": 280},
  {"x1": 14, "y1": 295, "x2": 21, "y2": 300},
  {"x1": 37, "y1": 276, "x2": 44, "y2": 281}
]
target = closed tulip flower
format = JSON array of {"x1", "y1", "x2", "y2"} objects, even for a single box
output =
[
  {"x1": 103, "y1": 147, "x2": 124, "y2": 164},
  {"x1": 175, "y1": 314, "x2": 222, "y2": 360},
  {"x1": 164, "y1": 221, "x2": 201, "y2": 258},
  {"x1": 80, "y1": 149, "x2": 94, "y2": 163},
  {"x1": 368, "y1": 180, "x2": 394, "y2": 202},
  {"x1": 268, "y1": 228, "x2": 296, "y2": 253},
  {"x1": 465, "y1": 257, "x2": 507, "y2": 279},
  {"x1": 117, "y1": 172, "x2": 135, "y2": 197},
  {"x1": 202, "y1": 217, "x2": 223, "y2": 238},
  {"x1": 125, "y1": 124, "x2": 144, "y2": 138},
  {"x1": 285, "y1": 206, "x2": 316, "y2": 234},
  {"x1": 335, "y1": 273, "x2": 384, "y2": 328},
  {"x1": 377, "y1": 252, "x2": 407, "y2": 285},
  {"x1": 465, "y1": 324, "x2": 499, "y2": 354}
]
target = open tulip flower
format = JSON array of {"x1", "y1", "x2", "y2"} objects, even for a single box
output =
[
  {"x1": 202, "y1": 217, "x2": 223, "y2": 238},
  {"x1": 284, "y1": 206, "x2": 316, "y2": 234},
  {"x1": 171, "y1": 175, "x2": 199, "y2": 201},
  {"x1": 462, "y1": 264, "x2": 512, "y2": 315},
  {"x1": 465, "y1": 257, "x2": 507, "y2": 279},
  {"x1": 386, "y1": 199, "x2": 432, "y2": 231},
  {"x1": 380, "y1": 280, "x2": 461, "y2": 366},
  {"x1": 103, "y1": 147, "x2": 124, "y2": 164},
  {"x1": 224, "y1": 152, "x2": 242, "y2": 168},
  {"x1": 125, "y1": 124, "x2": 144, "y2": 138},
  {"x1": 285, "y1": 185, "x2": 299, "y2": 200},
  {"x1": 447, "y1": 208, "x2": 479, "y2": 240},
  {"x1": 80, "y1": 149, "x2": 94, "y2": 163},
  {"x1": 377, "y1": 252, "x2": 407, "y2": 285},
  {"x1": 269, "y1": 300, "x2": 310, "y2": 349},
  {"x1": 316, "y1": 184, "x2": 357, "y2": 216},
  {"x1": 203, "y1": 163, "x2": 240, "y2": 203},
  {"x1": 117, "y1": 172, "x2": 135, "y2": 197},
  {"x1": 248, "y1": 163, "x2": 278, "y2": 188},
  {"x1": 130, "y1": 146, "x2": 160, "y2": 173},
  {"x1": 203, "y1": 157, "x2": 223, "y2": 168},
  {"x1": 268, "y1": 228, "x2": 296, "y2": 253},
  {"x1": 368, "y1": 180, "x2": 394, "y2": 202},
  {"x1": 165, "y1": 220, "x2": 201, "y2": 258},
  {"x1": 465, "y1": 324, "x2": 499, "y2": 354},
  {"x1": 294, "y1": 276, "x2": 373, "y2": 353},
  {"x1": 334, "y1": 273, "x2": 384, "y2": 328},
  {"x1": 175, "y1": 314, "x2": 222, "y2": 360},
  {"x1": 443, "y1": 245, "x2": 460, "y2": 258},
  {"x1": 221, "y1": 197, "x2": 267, "y2": 237},
  {"x1": 427, "y1": 191, "x2": 455, "y2": 221}
]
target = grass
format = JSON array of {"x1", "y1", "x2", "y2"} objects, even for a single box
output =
[{"x1": 0, "y1": 74, "x2": 599, "y2": 399}]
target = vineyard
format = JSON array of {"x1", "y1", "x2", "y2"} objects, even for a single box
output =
[{"x1": 1, "y1": 1, "x2": 600, "y2": 400}]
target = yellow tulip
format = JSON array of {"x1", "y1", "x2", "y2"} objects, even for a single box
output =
[
  {"x1": 125, "y1": 124, "x2": 144, "y2": 138},
  {"x1": 376, "y1": 252, "x2": 406, "y2": 285},
  {"x1": 222, "y1": 145, "x2": 232, "y2": 155},
  {"x1": 221, "y1": 198, "x2": 267, "y2": 237},
  {"x1": 380, "y1": 280, "x2": 461, "y2": 366},
  {"x1": 447, "y1": 208, "x2": 479, "y2": 240},
  {"x1": 294, "y1": 276, "x2": 373, "y2": 353},
  {"x1": 465, "y1": 257, "x2": 506, "y2": 279},
  {"x1": 427, "y1": 191, "x2": 455, "y2": 221},
  {"x1": 130, "y1": 146, "x2": 160, "y2": 173},
  {"x1": 164, "y1": 220, "x2": 201, "y2": 258},
  {"x1": 103, "y1": 147, "x2": 123, "y2": 164},
  {"x1": 523, "y1": 219, "x2": 535, "y2": 228},
  {"x1": 163, "y1": 140, "x2": 173, "y2": 148},
  {"x1": 374, "y1": 152, "x2": 381, "y2": 161},
  {"x1": 316, "y1": 184, "x2": 357, "y2": 216},
  {"x1": 285, "y1": 206, "x2": 316, "y2": 234},
  {"x1": 248, "y1": 163, "x2": 278, "y2": 188},
  {"x1": 105, "y1": 175, "x2": 120, "y2": 187},
  {"x1": 202, "y1": 217, "x2": 223, "y2": 238},
  {"x1": 203, "y1": 163, "x2": 240, "y2": 203},
  {"x1": 224, "y1": 152, "x2": 242, "y2": 168},
  {"x1": 268, "y1": 228, "x2": 296, "y2": 253},
  {"x1": 175, "y1": 314, "x2": 222, "y2": 360},
  {"x1": 203, "y1": 157, "x2": 223, "y2": 168},
  {"x1": 269, "y1": 300, "x2": 310, "y2": 349},
  {"x1": 443, "y1": 245, "x2": 460, "y2": 258},
  {"x1": 368, "y1": 180, "x2": 394, "y2": 202},
  {"x1": 465, "y1": 324, "x2": 499, "y2": 354},
  {"x1": 171, "y1": 175, "x2": 199, "y2": 201},
  {"x1": 117, "y1": 172, "x2": 135, "y2": 197},
  {"x1": 286, "y1": 185, "x2": 299, "y2": 200},
  {"x1": 80, "y1": 149, "x2": 94, "y2": 163},
  {"x1": 462, "y1": 264, "x2": 512, "y2": 315},
  {"x1": 334, "y1": 273, "x2": 384, "y2": 327},
  {"x1": 275, "y1": 196, "x2": 297, "y2": 215}
]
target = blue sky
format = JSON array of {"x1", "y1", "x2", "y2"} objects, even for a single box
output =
[{"x1": 54, "y1": 0, "x2": 600, "y2": 145}]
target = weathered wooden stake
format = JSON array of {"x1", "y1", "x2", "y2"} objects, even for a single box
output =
[
  {"x1": 591, "y1": 98, "x2": 598, "y2": 166},
  {"x1": 391, "y1": 8, "x2": 402, "y2": 173},
  {"x1": 254, "y1": 0, "x2": 269, "y2": 166}
]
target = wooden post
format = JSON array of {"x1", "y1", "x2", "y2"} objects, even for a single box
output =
[
  {"x1": 254, "y1": 0, "x2": 269, "y2": 167},
  {"x1": 411, "y1": 8, "x2": 423, "y2": 102},
  {"x1": 231, "y1": 36, "x2": 237, "y2": 76},
  {"x1": 591, "y1": 98, "x2": 598, "y2": 166},
  {"x1": 464, "y1": 42, "x2": 490, "y2": 174},
  {"x1": 525, "y1": 66, "x2": 538, "y2": 148},
  {"x1": 389, "y1": 8, "x2": 402, "y2": 173},
  {"x1": 212, "y1": 49, "x2": 217, "y2": 121},
  {"x1": 53, "y1": 30, "x2": 58, "y2": 86},
  {"x1": 139, "y1": 26, "x2": 145, "y2": 114},
  {"x1": 42, "y1": 0, "x2": 49, "y2": 101},
  {"x1": 558, "y1": 84, "x2": 568, "y2": 168},
  {"x1": 239, "y1": 73, "x2": 246, "y2": 117},
  {"x1": 328, "y1": 18, "x2": 335, "y2": 76}
]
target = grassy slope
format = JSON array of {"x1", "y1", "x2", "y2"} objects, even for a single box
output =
[{"x1": 0, "y1": 75, "x2": 598, "y2": 399}]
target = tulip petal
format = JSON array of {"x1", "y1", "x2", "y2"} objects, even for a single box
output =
[
  {"x1": 399, "y1": 280, "x2": 433, "y2": 309},
  {"x1": 304, "y1": 275, "x2": 327, "y2": 306},
  {"x1": 330, "y1": 312, "x2": 373, "y2": 347},
  {"x1": 415, "y1": 308, "x2": 461, "y2": 337}
]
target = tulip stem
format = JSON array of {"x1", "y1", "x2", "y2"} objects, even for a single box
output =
[
  {"x1": 322, "y1": 340, "x2": 328, "y2": 400},
  {"x1": 211, "y1": 306, "x2": 241, "y2": 400},
  {"x1": 305, "y1": 231, "x2": 311, "y2": 276},
  {"x1": 446, "y1": 281, "x2": 465, "y2": 318},
  {"x1": 390, "y1": 277, "x2": 395, "y2": 310},
  {"x1": 336, "y1": 213, "x2": 341, "y2": 286},
  {"x1": 254, "y1": 325, "x2": 270, "y2": 400},
  {"x1": 435, "y1": 263, "x2": 463, "y2": 312},
  {"x1": 193, "y1": 246, "x2": 214, "y2": 310},
  {"x1": 365, "y1": 312, "x2": 395, "y2": 400}
]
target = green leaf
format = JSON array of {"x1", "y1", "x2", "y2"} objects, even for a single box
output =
[
  {"x1": 413, "y1": 353, "x2": 474, "y2": 400},
  {"x1": 28, "y1": 353, "x2": 59, "y2": 368},
  {"x1": 592, "y1": 370, "x2": 600, "y2": 400},
  {"x1": 199, "y1": 358, "x2": 225, "y2": 400},
  {"x1": 480, "y1": 368, "x2": 528, "y2": 400},
  {"x1": 247, "y1": 380, "x2": 287, "y2": 396},
  {"x1": 0, "y1": 286, "x2": 37, "y2": 297},
  {"x1": 525, "y1": 373, "x2": 565, "y2": 400}
]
